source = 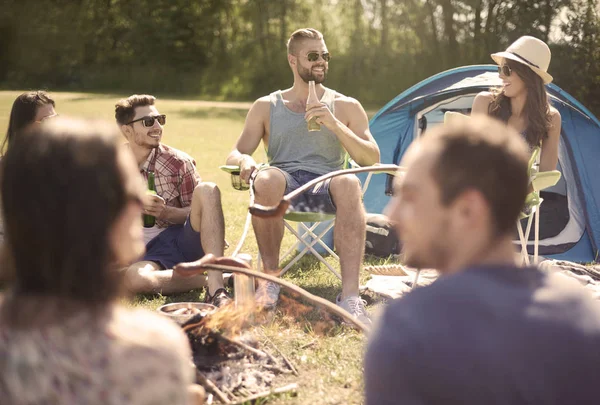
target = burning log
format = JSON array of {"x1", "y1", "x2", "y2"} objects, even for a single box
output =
[{"x1": 180, "y1": 304, "x2": 299, "y2": 404}]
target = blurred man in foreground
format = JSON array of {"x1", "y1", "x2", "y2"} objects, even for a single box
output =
[{"x1": 365, "y1": 117, "x2": 600, "y2": 404}]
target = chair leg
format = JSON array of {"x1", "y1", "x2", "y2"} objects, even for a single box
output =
[
  {"x1": 516, "y1": 220, "x2": 530, "y2": 266},
  {"x1": 412, "y1": 268, "x2": 421, "y2": 290},
  {"x1": 534, "y1": 201, "x2": 542, "y2": 265},
  {"x1": 280, "y1": 221, "x2": 341, "y2": 280}
]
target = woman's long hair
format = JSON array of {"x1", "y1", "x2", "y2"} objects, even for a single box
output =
[
  {"x1": 2, "y1": 91, "x2": 55, "y2": 155},
  {"x1": 0, "y1": 118, "x2": 128, "y2": 328},
  {"x1": 488, "y1": 59, "x2": 553, "y2": 148}
]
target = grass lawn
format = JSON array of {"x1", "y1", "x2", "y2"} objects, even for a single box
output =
[{"x1": 0, "y1": 91, "x2": 393, "y2": 404}]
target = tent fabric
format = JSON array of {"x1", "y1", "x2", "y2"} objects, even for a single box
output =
[{"x1": 362, "y1": 65, "x2": 600, "y2": 263}]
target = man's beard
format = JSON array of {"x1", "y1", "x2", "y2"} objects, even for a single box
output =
[
  {"x1": 299, "y1": 66, "x2": 327, "y2": 84},
  {"x1": 402, "y1": 219, "x2": 451, "y2": 271}
]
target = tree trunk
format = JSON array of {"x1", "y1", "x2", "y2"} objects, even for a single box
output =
[{"x1": 439, "y1": 0, "x2": 458, "y2": 65}]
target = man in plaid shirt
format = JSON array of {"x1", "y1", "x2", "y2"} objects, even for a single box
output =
[{"x1": 115, "y1": 94, "x2": 231, "y2": 307}]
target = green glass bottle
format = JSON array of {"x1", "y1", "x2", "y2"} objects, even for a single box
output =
[{"x1": 143, "y1": 171, "x2": 157, "y2": 228}]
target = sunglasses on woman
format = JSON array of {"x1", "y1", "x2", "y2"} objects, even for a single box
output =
[
  {"x1": 306, "y1": 51, "x2": 331, "y2": 62},
  {"x1": 127, "y1": 114, "x2": 166, "y2": 127},
  {"x1": 498, "y1": 65, "x2": 512, "y2": 77}
]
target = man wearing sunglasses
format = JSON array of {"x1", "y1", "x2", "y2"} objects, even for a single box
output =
[
  {"x1": 115, "y1": 94, "x2": 230, "y2": 307},
  {"x1": 225, "y1": 28, "x2": 380, "y2": 324}
]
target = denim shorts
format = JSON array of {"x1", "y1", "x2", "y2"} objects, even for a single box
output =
[
  {"x1": 143, "y1": 216, "x2": 204, "y2": 269},
  {"x1": 279, "y1": 169, "x2": 337, "y2": 214}
]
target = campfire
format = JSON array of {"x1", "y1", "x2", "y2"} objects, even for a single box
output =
[{"x1": 180, "y1": 305, "x2": 298, "y2": 404}]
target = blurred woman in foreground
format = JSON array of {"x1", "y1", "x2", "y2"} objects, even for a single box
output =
[{"x1": 0, "y1": 117, "x2": 203, "y2": 404}]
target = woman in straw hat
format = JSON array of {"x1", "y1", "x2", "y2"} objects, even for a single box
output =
[{"x1": 472, "y1": 36, "x2": 561, "y2": 173}]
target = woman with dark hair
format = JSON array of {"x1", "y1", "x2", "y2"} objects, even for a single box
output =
[
  {"x1": 0, "y1": 118, "x2": 202, "y2": 404},
  {"x1": 2, "y1": 90, "x2": 57, "y2": 155},
  {"x1": 0, "y1": 91, "x2": 57, "y2": 246},
  {"x1": 472, "y1": 36, "x2": 561, "y2": 173}
]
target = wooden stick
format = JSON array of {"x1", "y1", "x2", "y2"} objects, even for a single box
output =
[
  {"x1": 176, "y1": 262, "x2": 370, "y2": 333},
  {"x1": 195, "y1": 370, "x2": 231, "y2": 404},
  {"x1": 261, "y1": 332, "x2": 299, "y2": 376},
  {"x1": 232, "y1": 383, "x2": 299, "y2": 405},
  {"x1": 249, "y1": 164, "x2": 402, "y2": 217},
  {"x1": 219, "y1": 333, "x2": 267, "y2": 359}
]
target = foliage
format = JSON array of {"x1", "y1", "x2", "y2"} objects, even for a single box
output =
[{"x1": 0, "y1": 0, "x2": 599, "y2": 115}]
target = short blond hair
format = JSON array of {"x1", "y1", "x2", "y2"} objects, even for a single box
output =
[{"x1": 286, "y1": 28, "x2": 324, "y2": 55}]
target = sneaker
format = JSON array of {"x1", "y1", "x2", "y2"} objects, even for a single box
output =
[
  {"x1": 205, "y1": 288, "x2": 233, "y2": 308},
  {"x1": 336, "y1": 294, "x2": 372, "y2": 326},
  {"x1": 255, "y1": 281, "x2": 281, "y2": 309}
]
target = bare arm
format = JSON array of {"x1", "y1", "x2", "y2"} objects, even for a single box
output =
[
  {"x1": 226, "y1": 97, "x2": 270, "y2": 181},
  {"x1": 471, "y1": 92, "x2": 493, "y2": 116},
  {"x1": 539, "y1": 109, "x2": 561, "y2": 173},
  {"x1": 306, "y1": 97, "x2": 380, "y2": 166}
]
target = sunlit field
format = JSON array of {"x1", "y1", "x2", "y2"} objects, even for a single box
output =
[{"x1": 0, "y1": 91, "x2": 394, "y2": 404}]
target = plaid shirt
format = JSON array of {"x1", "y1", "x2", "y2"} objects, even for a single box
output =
[{"x1": 140, "y1": 144, "x2": 201, "y2": 228}]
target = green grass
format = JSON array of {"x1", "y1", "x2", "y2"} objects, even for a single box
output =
[{"x1": 0, "y1": 90, "x2": 394, "y2": 404}]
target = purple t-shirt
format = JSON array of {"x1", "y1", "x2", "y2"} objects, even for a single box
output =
[{"x1": 365, "y1": 265, "x2": 600, "y2": 405}]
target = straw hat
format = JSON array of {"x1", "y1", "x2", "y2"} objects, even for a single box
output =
[{"x1": 491, "y1": 36, "x2": 553, "y2": 84}]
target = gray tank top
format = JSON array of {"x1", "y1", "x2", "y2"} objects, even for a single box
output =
[{"x1": 267, "y1": 89, "x2": 345, "y2": 175}]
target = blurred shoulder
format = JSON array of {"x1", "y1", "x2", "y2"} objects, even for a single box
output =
[{"x1": 110, "y1": 305, "x2": 191, "y2": 359}]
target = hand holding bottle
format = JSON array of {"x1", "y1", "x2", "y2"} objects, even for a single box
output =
[
  {"x1": 143, "y1": 193, "x2": 166, "y2": 221},
  {"x1": 239, "y1": 154, "x2": 258, "y2": 183},
  {"x1": 305, "y1": 80, "x2": 336, "y2": 131}
]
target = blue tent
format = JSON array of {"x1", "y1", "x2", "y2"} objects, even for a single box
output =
[{"x1": 361, "y1": 65, "x2": 600, "y2": 263}]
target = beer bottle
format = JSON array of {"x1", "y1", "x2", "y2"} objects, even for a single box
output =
[
  {"x1": 143, "y1": 171, "x2": 157, "y2": 228},
  {"x1": 307, "y1": 80, "x2": 321, "y2": 132}
]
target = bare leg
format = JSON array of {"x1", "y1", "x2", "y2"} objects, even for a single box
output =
[
  {"x1": 189, "y1": 182, "x2": 225, "y2": 295},
  {"x1": 252, "y1": 168, "x2": 287, "y2": 274},
  {"x1": 330, "y1": 174, "x2": 365, "y2": 300},
  {"x1": 122, "y1": 183, "x2": 224, "y2": 295}
]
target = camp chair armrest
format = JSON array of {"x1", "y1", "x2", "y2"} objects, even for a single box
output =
[
  {"x1": 220, "y1": 165, "x2": 241, "y2": 175},
  {"x1": 531, "y1": 170, "x2": 561, "y2": 192}
]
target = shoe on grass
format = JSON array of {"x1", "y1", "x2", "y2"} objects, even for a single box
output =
[
  {"x1": 336, "y1": 294, "x2": 372, "y2": 326},
  {"x1": 205, "y1": 288, "x2": 233, "y2": 308},
  {"x1": 255, "y1": 281, "x2": 281, "y2": 309}
]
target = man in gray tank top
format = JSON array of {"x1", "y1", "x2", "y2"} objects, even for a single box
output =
[{"x1": 226, "y1": 28, "x2": 380, "y2": 324}]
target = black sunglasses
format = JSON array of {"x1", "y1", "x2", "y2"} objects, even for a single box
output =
[
  {"x1": 498, "y1": 65, "x2": 512, "y2": 77},
  {"x1": 127, "y1": 114, "x2": 166, "y2": 127},
  {"x1": 306, "y1": 51, "x2": 331, "y2": 62}
]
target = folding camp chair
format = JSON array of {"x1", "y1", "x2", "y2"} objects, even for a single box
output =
[
  {"x1": 220, "y1": 163, "x2": 375, "y2": 280},
  {"x1": 516, "y1": 147, "x2": 562, "y2": 265}
]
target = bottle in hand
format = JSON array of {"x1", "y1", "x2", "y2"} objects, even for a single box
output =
[
  {"x1": 307, "y1": 80, "x2": 321, "y2": 132},
  {"x1": 143, "y1": 171, "x2": 157, "y2": 228}
]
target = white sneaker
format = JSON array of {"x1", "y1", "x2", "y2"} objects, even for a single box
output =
[
  {"x1": 336, "y1": 294, "x2": 372, "y2": 326},
  {"x1": 255, "y1": 281, "x2": 281, "y2": 309}
]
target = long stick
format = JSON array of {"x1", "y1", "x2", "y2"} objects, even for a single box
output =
[
  {"x1": 261, "y1": 333, "x2": 299, "y2": 376},
  {"x1": 232, "y1": 383, "x2": 299, "y2": 405},
  {"x1": 176, "y1": 262, "x2": 370, "y2": 333},
  {"x1": 249, "y1": 164, "x2": 401, "y2": 217},
  {"x1": 196, "y1": 371, "x2": 231, "y2": 404}
]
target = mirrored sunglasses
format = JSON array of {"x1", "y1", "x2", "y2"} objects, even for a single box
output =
[
  {"x1": 498, "y1": 65, "x2": 512, "y2": 77},
  {"x1": 306, "y1": 51, "x2": 331, "y2": 62},
  {"x1": 127, "y1": 114, "x2": 166, "y2": 127}
]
